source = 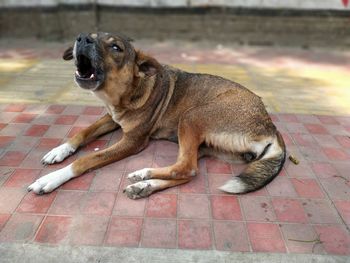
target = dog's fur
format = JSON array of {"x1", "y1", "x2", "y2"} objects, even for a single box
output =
[{"x1": 28, "y1": 32, "x2": 286, "y2": 199}]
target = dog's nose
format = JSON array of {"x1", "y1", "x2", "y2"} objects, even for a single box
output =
[{"x1": 76, "y1": 34, "x2": 94, "y2": 45}]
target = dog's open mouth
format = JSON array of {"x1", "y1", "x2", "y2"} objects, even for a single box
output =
[{"x1": 75, "y1": 55, "x2": 96, "y2": 81}]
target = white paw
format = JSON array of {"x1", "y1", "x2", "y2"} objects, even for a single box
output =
[
  {"x1": 127, "y1": 168, "x2": 153, "y2": 183},
  {"x1": 41, "y1": 143, "x2": 76, "y2": 164},
  {"x1": 27, "y1": 164, "x2": 74, "y2": 194},
  {"x1": 123, "y1": 180, "x2": 157, "y2": 199}
]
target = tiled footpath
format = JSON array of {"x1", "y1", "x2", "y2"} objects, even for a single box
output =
[
  {"x1": 0, "y1": 104, "x2": 349, "y2": 255},
  {"x1": 0, "y1": 39, "x2": 350, "y2": 258}
]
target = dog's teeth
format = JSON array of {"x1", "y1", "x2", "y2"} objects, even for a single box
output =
[
  {"x1": 90, "y1": 73, "x2": 94, "y2": 79},
  {"x1": 75, "y1": 70, "x2": 81, "y2": 77}
]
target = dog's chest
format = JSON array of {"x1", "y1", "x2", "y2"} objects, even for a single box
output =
[{"x1": 92, "y1": 91, "x2": 122, "y2": 124}]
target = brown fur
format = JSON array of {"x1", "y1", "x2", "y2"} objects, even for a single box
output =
[{"x1": 45, "y1": 32, "x2": 286, "y2": 198}]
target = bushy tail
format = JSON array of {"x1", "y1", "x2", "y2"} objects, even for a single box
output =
[{"x1": 219, "y1": 131, "x2": 286, "y2": 194}]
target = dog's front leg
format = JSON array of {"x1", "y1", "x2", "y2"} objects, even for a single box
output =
[
  {"x1": 41, "y1": 114, "x2": 118, "y2": 164},
  {"x1": 28, "y1": 135, "x2": 147, "y2": 194}
]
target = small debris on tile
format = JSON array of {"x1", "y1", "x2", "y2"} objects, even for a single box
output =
[
  {"x1": 289, "y1": 155, "x2": 299, "y2": 165},
  {"x1": 94, "y1": 148, "x2": 99, "y2": 151}
]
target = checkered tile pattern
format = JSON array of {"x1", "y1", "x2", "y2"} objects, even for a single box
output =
[{"x1": 0, "y1": 104, "x2": 349, "y2": 255}]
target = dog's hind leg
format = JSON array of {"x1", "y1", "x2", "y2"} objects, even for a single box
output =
[{"x1": 41, "y1": 114, "x2": 119, "y2": 164}]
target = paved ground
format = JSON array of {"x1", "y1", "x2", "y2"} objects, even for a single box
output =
[{"x1": 0, "y1": 39, "x2": 349, "y2": 261}]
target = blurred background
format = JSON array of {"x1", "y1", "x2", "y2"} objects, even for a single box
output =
[{"x1": 1, "y1": 0, "x2": 350, "y2": 47}]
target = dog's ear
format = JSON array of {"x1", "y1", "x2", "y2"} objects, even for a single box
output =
[
  {"x1": 62, "y1": 47, "x2": 73, "y2": 61},
  {"x1": 135, "y1": 51, "x2": 160, "y2": 77}
]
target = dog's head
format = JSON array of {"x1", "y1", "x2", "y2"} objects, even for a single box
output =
[{"x1": 63, "y1": 32, "x2": 160, "y2": 91}]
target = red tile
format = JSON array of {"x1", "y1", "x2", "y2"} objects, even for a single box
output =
[
  {"x1": 0, "y1": 123, "x2": 28, "y2": 136},
  {"x1": 240, "y1": 196, "x2": 276, "y2": 222},
  {"x1": 75, "y1": 115, "x2": 101, "y2": 126},
  {"x1": 36, "y1": 138, "x2": 62, "y2": 149},
  {"x1": 0, "y1": 123, "x2": 6, "y2": 131},
  {"x1": 8, "y1": 136, "x2": 39, "y2": 153},
  {"x1": 67, "y1": 126, "x2": 85, "y2": 138},
  {"x1": 44, "y1": 125, "x2": 71, "y2": 138},
  {"x1": 313, "y1": 134, "x2": 341, "y2": 148},
  {"x1": 152, "y1": 155, "x2": 177, "y2": 168},
  {"x1": 45, "y1": 105, "x2": 66, "y2": 114},
  {"x1": 247, "y1": 223, "x2": 286, "y2": 253},
  {"x1": 146, "y1": 194, "x2": 177, "y2": 218},
  {"x1": 17, "y1": 191, "x2": 57, "y2": 214},
  {"x1": 90, "y1": 169, "x2": 123, "y2": 191},
  {"x1": 311, "y1": 162, "x2": 337, "y2": 179},
  {"x1": 320, "y1": 177, "x2": 350, "y2": 201},
  {"x1": 280, "y1": 132, "x2": 293, "y2": 146},
  {"x1": 298, "y1": 146, "x2": 327, "y2": 161},
  {"x1": 335, "y1": 116, "x2": 350, "y2": 126},
  {"x1": 81, "y1": 139, "x2": 108, "y2": 152},
  {"x1": 0, "y1": 214, "x2": 43, "y2": 242},
  {"x1": 179, "y1": 172, "x2": 207, "y2": 193},
  {"x1": 125, "y1": 154, "x2": 154, "y2": 171},
  {"x1": 141, "y1": 218, "x2": 176, "y2": 248},
  {"x1": 69, "y1": 215, "x2": 109, "y2": 245},
  {"x1": 49, "y1": 191, "x2": 86, "y2": 215},
  {"x1": 0, "y1": 188, "x2": 26, "y2": 213},
  {"x1": 208, "y1": 174, "x2": 232, "y2": 194},
  {"x1": 272, "y1": 198, "x2": 307, "y2": 223},
  {"x1": 335, "y1": 201, "x2": 350, "y2": 224},
  {"x1": 113, "y1": 192, "x2": 146, "y2": 217},
  {"x1": 323, "y1": 147, "x2": 350, "y2": 161},
  {"x1": 304, "y1": 123, "x2": 328, "y2": 134},
  {"x1": 280, "y1": 224, "x2": 324, "y2": 254},
  {"x1": 81, "y1": 192, "x2": 116, "y2": 216},
  {"x1": 54, "y1": 115, "x2": 78, "y2": 125},
  {"x1": 290, "y1": 133, "x2": 315, "y2": 146},
  {"x1": 315, "y1": 225, "x2": 350, "y2": 255},
  {"x1": 213, "y1": 221, "x2": 249, "y2": 251},
  {"x1": 32, "y1": 114, "x2": 56, "y2": 125},
  {"x1": 35, "y1": 215, "x2": 72, "y2": 244},
  {"x1": 211, "y1": 195, "x2": 242, "y2": 220},
  {"x1": 20, "y1": 150, "x2": 48, "y2": 169},
  {"x1": 206, "y1": 158, "x2": 232, "y2": 174},
  {"x1": 335, "y1": 135, "x2": 350, "y2": 148},
  {"x1": 0, "y1": 151, "x2": 26, "y2": 166},
  {"x1": 266, "y1": 176, "x2": 297, "y2": 197},
  {"x1": 61, "y1": 171, "x2": 95, "y2": 190},
  {"x1": 0, "y1": 214, "x2": 11, "y2": 231},
  {"x1": 82, "y1": 106, "x2": 104, "y2": 115},
  {"x1": 105, "y1": 217, "x2": 143, "y2": 246},
  {"x1": 178, "y1": 220, "x2": 212, "y2": 249},
  {"x1": 4, "y1": 104, "x2": 26, "y2": 112},
  {"x1": 4, "y1": 168, "x2": 41, "y2": 188},
  {"x1": 155, "y1": 140, "x2": 179, "y2": 157},
  {"x1": 302, "y1": 199, "x2": 340, "y2": 224},
  {"x1": 24, "y1": 124, "x2": 49, "y2": 137},
  {"x1": 62, "y1": 105, "x2": 84, "y2": 115},
  {"x1": 317, "y1": 115, "x2": 339, "y2": 125},
  {"x1": 0, "y1": 136, "x2": 15, "y2": 148},
  {"x1": 285, "y1": 123, "x2": 308, "y2": 133},
  {"x1": 11, "y1": 113, "x2": 37, "y2": 123},
  {"x1": 278, "y1": 113, "x2": 298, "y2": 122},
  {"x1": 291, "y1": 178, "x2": 324, "y2": 198},
  {"x1": 297, "y1": 115, "x2": 321, "y2": 124},
  {"x1": 178, "y1": 194, "x2": 210, "y2": 219}
]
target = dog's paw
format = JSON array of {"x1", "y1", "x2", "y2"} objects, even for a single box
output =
[
  {"x1": 41, "y1": 143, "x2": 76, "y2": 164},
  {"x1": 27, "y1": 165, "x2": 74, "y2": 194},
  {"x1": 127, "y1": 168, "x2": 153, "y2": 183},
  {"x1": 123, "y1": 181, "x2": 155, "y2": 199}
]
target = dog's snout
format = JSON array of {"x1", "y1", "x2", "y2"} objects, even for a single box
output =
[{"x1": 76, "y1": 34, "x2": 94, "y2": 45}]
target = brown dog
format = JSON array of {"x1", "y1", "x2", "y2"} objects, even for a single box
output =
[{"x1": 28, "y1": 32, "x2": 286, "y2": 199}]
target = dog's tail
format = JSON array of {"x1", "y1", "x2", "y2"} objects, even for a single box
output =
[{"x1": 219, "y1": 131, "x2": 286, "y2": 194}]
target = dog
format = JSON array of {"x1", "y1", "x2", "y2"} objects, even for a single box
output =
[{"x1": 28, "y1": 32, "x2": 286, "y2": 199}]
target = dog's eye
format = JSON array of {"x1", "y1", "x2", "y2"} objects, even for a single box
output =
[{"x1": 111, "y1": 44, "x2": 122, "y2": 52}]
